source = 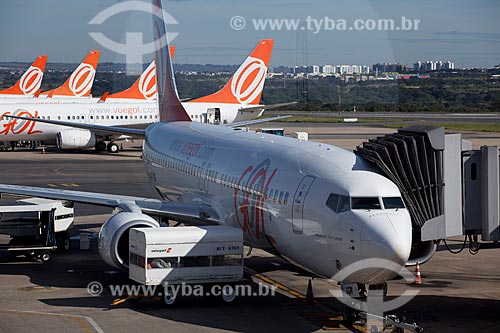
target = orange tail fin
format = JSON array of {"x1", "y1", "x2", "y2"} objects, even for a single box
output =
[
  {"x1": 106, "y1": 46, "x2": 175, "y2": 101},
  {"x1": 190, "y1": 39, "x2": 274, "y2": 105},
  {"x1": 0, "y1": 55, "x2": 47, "y2": 97},
  {"x1": 41, "y1": 50, "x2": 100, "y2": 98}
]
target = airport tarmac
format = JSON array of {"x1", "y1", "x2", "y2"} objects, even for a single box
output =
[{"x1": 1, "y1": 125, "x2": 500, "y2": 333}]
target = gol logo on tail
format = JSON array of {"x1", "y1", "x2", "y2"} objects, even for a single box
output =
[
  {"x1": 69, "y1": 63, "x2": 96, "y2": 97},
  {"x1": 230, "y1": 56, "x2": 267, "y2": 104},
  {"x1": 0, "y1": 110, "x2": 43, "y2": 135},
  {"x1": 19, "y1": 67, "x2": 44, "y2": 96},
  {"x1": 138, "y1": 62, "x2": 157, "y2": 100}
]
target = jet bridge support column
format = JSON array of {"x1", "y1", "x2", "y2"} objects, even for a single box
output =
[
  {"x1": 480, "y1": 146, "x2": 500, "y2": 241},
  {"x1": 463, "y1": 146, "x2": 500, "y2": 242}
]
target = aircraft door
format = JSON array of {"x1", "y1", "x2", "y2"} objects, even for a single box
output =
[
  {"x1": 292, "y1": 175, "x2": 315, "y2": 233},
  {"x1": 206, "y1": 108, "x2": 221, "y2": 124}
]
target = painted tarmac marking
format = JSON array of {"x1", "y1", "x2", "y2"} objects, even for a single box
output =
[{"x1": 0, "y1": 309, "x2": 104, "y2": 333}]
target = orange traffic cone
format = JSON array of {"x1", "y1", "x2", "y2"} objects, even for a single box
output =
[
  {"x1": 305, "y1": 279, "x2": 314, "y2": 304},
  {"x1": 413, "y1": 262, "x2": 423, "y2": 285}
]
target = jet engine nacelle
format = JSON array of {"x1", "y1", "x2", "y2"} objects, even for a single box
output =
[
  {"x1": 406, "y1": 240, "x2": 437, "y2": 266},
  {"x1": 98, "y1": 212, "x2": 159, "y2": 269},
  {"x1": 57, "y1": 129, "x2": 96, "y2": 149}
]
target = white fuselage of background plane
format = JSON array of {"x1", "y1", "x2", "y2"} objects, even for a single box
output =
[
  {"x1": 142, "y1": 121, "x2": 413, "y2": 285},
  {"x1": 0, "y1": 102, "x2": 263, "y2": 142}
]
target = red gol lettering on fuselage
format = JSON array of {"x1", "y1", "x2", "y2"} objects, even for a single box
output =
[
  {"x1": 0, "y1": 110, "x2": 43, "y2": 135},
  {"x1": 233, "y1": 159, "x2": 277, "y2": 240}
]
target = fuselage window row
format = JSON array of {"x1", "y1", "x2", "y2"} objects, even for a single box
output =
[{"x1": 144, "y1": 145, "x2": 290, "y2": 206}]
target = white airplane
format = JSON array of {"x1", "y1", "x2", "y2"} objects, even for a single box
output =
[
  {"x1": 0, "y1": 56, "x2": 47, "y2": 98},
  {"x1": 1, "y1": 0, "x2": 413, "y2": 306},
  {"x1": 0, "y1": 40, "x2": 293, "y2": 152}
]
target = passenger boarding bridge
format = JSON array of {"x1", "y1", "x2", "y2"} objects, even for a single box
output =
[{"x1": 355, "y1": 125, "x2": 500, "y2": 263}]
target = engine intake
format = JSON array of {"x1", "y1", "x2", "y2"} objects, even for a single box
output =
[
  {"x1": 57, "y1": 129, "x2": 96, "y2": 149},
  {"x1": 98, "y1": 212, "x2": 159, "y2": 269}
]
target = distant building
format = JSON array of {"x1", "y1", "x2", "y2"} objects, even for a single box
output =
[
  {"x1": 413, "y1": 61, "x2": 422, "y2": 72},
  {"x1": 340, "y1": 65, "x2": 353, "y2": 74},
  {"x1": 322, "y1": 65, "x2": 335, "y2": 75},
  {"x1": 312, "y1": 65, "x2": 320, "y2": 75},
  {"x1": 352, "y1": 65, "x2": 362, "y2": 74},
  {"x1": 414, "y1": 60, "x2": 455, "y2": 72},
  {"x1": 293, "y1": 65, "x2": 309, "y2": 74},
  {"x1": 273, "y1": 66, "x2": 293, "y2": 74}
]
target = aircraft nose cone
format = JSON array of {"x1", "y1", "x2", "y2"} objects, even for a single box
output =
[
  {"x1": 357, "y1": 213, "x2": 412, "y2": 284},
  {"x1": 361, "y1": 213, "x2": 412, "y2": 264}
]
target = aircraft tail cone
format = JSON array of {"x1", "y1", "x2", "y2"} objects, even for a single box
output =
[
  {"x1": 305, "y1": 279, "x2": 314, "y2": 304},
  {"x1": 413, "y1": 262, "x2": 423, "y2": 285}
]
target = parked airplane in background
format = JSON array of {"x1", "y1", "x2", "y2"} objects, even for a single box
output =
[
  {"x1": 0, "y1": 56, "x2": 47, "y2": 98},
  {"x1": 39, "y1": 50, "x2": 100, "y2": 98},
  {"x1": 1, "y1": 0, "x2": 413, "y2": 311},
  {"x1": 100, "y1": 45, "x2": 176, "y2": 103},
  {"x1": 0, "y1": 40, "x2": 293, "y2": 152},
  {"x1": 0, "y1": 103, "x2": 157, "y2": 152},
  {"x1": 102, "y1": 39, "x2": 294, "y2": 124},
  {"x1": 0, "y1": 50, "x2": 101, "y2": 103},
  {"x1": 0, "y1": 47, "x2": 174, "y2": 105}
]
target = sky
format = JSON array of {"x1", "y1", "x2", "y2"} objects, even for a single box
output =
[{"x1": 0, "y1": 0, "x2": 499, "y2": 68}]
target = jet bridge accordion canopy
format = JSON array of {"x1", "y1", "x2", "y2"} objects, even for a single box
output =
[{"x1": 355, "y1": 126, "x2": 445, "y2": 229}]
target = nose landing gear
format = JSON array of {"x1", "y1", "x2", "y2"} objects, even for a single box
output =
[{"x1": 340, "y1": 283, "x2": 423, "y2": 333}]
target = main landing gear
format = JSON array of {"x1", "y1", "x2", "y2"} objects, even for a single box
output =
[
  {"x1": 107, "y1": 142, "x2": 119, "y2": 153},
  {"x1": 95, "y1": 141, "x2": 119, "y2": 153}
]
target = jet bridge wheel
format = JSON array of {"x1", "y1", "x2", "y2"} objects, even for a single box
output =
[{"x1": 107, "y1": 142, "x2": 119, "y2": 153}]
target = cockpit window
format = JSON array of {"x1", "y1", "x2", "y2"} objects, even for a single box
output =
[
  {"x1": 383, "y1": 197, "x2": 405, "y2": 209},
  {"x1": 338, "y1": 196, "x2": 350, "y2": 213},
  {"x1": 351, "y1": 197, "x2": 381, "y2": 210},
  {"x1": 326, "y1": 194, "x2": 340, "y2": 212},
  {"x1": 326, "y1": 193, "x2": 350, "y2": 213}
]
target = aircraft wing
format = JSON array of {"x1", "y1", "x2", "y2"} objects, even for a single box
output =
[
  {"x1": 228, "y1": 115, "x2": 292, "y2": 128},
  {"x1": 238, "y1": 102, "x2": 298, "y2": 112},
  {"x1": 4, "y1": 115, "x2": 146, "y2": 137},
  {"x1": 0, "y1": 184, "x2": 221, "y2": 226}
]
